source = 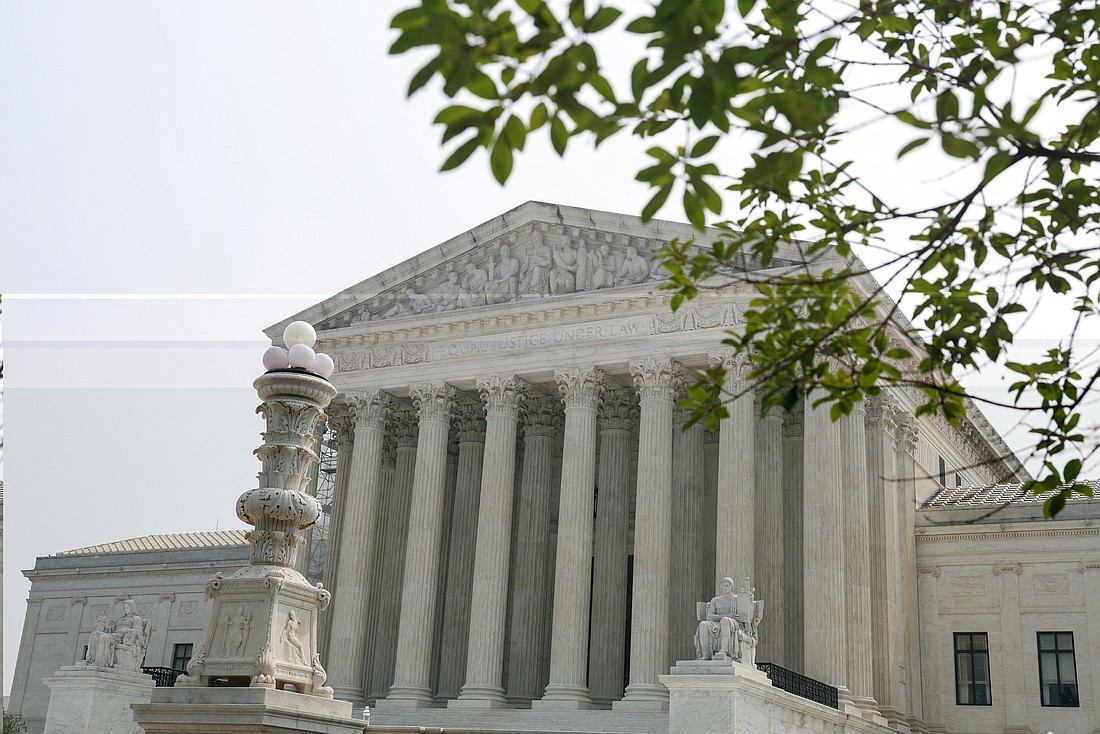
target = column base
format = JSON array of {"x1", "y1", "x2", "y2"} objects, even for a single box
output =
[
  {"x1": 375, "y1": 686, "x2": 442, "y2": 709},
  {"x1": 878, "y1": 705, "x2": 912, "y2": 732},
  {"x1": 532, "y1": 684, "x2": 597, "y2": 710},
  {"x1": 613, "y1": 683, "x2": 669, "y2": 711}
]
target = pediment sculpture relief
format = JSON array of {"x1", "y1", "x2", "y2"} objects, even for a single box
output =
[{"x1": 319, "y1": 224, "x2": 676, "y2": 329}]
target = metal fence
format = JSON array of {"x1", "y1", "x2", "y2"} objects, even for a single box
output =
[
  {"x1": 756, "y1": 662, "x2": 840, "y2": 709},
  {"x1": 141, "y1": 667, "x2": 187, "y2": 687}
]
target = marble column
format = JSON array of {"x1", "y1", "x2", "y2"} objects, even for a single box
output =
[
  {"x1": 802, "y1": 390, "x2": 846, "y2": 689},
  {"x1": 319, "y1": 415, "x2": 354, "y2": 656},
  {"x1": 386, "y1": 384, "x2": 456, "y2": 706},
  {"x1": 754, "y1": 393, "x2": 784, "y2": 665},
  {"x1": 436, "y1": 404, "x2": 486, "y2": 700},
  {"x1": 894, "y1": 415, "x2": 923, "y2": 727},
  {"x1": 866, "y1": 397, "x2": 904, "y2": 726},
  {"x1": 711, "y1": 353, "x2": 755, "y2": 587},
  {"x1": 617, "y1": 358, "x2": 681, "y2": 710},
  {"x1": 781, "y1": 407, "x2": 804, "y2": 671},
  {"x1": 670, "y1": 404, "x2": 706, "y2": 665},
  {"x1": 505, "y1": 397, "x2": 561, "y2": 703},
  {"x1": 328, "y1": 390, "x2": 393, "y2": 707},
  {"x1": 589, "y1": 388, "x2": 638, "y2": 704},
  {"x1": 365, "y1": 435, "x2": 397, "y2": 704},
  {"x1": 373, "y1": 408, "x2": 421, "y2": 702},
  {"x1": 1078, "y1": 563, "x2": 1100, "y2": 729},
  {"x1": 839, "y1": 401, "x2": 878, "y2": 715},
  {"x1": 457, "y1": 376, "x2": 526, "y2": 706},
  {"x1": 430, "y1": 437, "x2": 460, "y2": 699},
  {"x1": 702, "y1": 430, "x2": 719, "y2": 591},
  {"x1": 538, "y1": 367, "x2": 605, "y2": 708}
]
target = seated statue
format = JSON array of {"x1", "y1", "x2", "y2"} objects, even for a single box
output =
[
  {"x1": 83, "y1": 599, "x2": 151, "y2": 672},
  {"x1": 694, "y1": 577, "x2": 764, "y2": 665}
]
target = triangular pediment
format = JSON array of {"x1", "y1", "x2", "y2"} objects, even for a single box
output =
[{"x1": 267, "y1": 201, "x2": 806, "y2": 338}]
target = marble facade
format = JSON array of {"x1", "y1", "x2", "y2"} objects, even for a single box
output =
[{"x1": 265, "y1": 202, "x2": 1029, "y2": 731}]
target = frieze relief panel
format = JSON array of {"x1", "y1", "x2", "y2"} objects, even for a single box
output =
[
  {"x1": 1034, "y1": 573, "x2": 1069, "y2": 595},
  {"x1": 318, "y1": 222, "x2": 681, "y2": 330},
  {"x1": 949, "y1": 576, "x2": 985, "y2": 596}
]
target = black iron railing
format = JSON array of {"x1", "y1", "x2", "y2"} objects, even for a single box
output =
[
  {"x1": 756, "y1": 662, "x2": 839, "y2": 709},
  {"x1": 141, "y1": 667, "x2": 187, "y2": 687}
]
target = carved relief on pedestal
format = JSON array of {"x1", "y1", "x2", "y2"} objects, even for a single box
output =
[{"x1": 317, "y1": 223, "x2": 682, "y2": 331}]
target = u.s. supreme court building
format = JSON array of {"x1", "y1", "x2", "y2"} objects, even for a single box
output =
[{"x1": 10, "y1": 202, "x2": 1099, "y2": 734}]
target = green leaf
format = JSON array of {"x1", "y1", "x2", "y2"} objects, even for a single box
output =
[
  {"x1": 737, "y1": 0, "x2": 757, "y2": 16},
  {"x1": 503, "y1": 114, "x2": 527, "y2": 151},
  {"x1": 691, "y1": 135, "x2": 720, "y2": 158},
  {"x1": 490, "y1": 135, "x2": 514, "y2": 184},
  {"x1": 550, "y1": 116, "x2": 569, "y2": 156},
  {"x1": 585, "y1": 6, "x2": 622, "y2": 32},
  {"x1": 642, "y1": 184, "x2": 672, "y2": 221},
  {"x1": 440, "y1": 136, "x2": 481, "y2": 172},
  {"x1": 898, "y1": 137, "x2": 929, "y2": 158}
]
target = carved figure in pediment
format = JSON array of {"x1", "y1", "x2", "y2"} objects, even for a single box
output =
[
  {"x1": 488, "y1": 244, "x2": 520, "y2": 303},
  {"x1": 550, "y1": 235, "x2": 580, "y2": 294},
  {"x1": 459, "y1": 262, "x2": 489, "y2": 308},
  {"x1": 617, "y1": 245, "x2": 650, "y2": 285},
  {"x1": 588, "y1": 243, "x2": 614, "y2": 290},
  {"x1": 520, "y1": 234, "x2": 553, "y2": 294},
  {"x1": 432, "y1": 270, "x2": 462, "y2": 311}
]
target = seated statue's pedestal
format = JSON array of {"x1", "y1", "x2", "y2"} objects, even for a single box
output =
[
  {"x1": 661, "y1": 661, "x2": 893, "y2": 734},
  {"x1": 132, "y1": 686, "x2": 362, "y2": 734},
  {"x1": 42, "y1": 665, "x2": 154, "y2": 734}
]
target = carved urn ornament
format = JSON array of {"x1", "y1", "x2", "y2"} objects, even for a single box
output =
[{"x1": 177, "y1": 321, "x2": 339, "y2": 696}]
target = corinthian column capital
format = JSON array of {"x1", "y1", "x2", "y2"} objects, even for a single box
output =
[
  {"x1": 453, "y1": 403, "x2": 488, "y2": 443},
  {"x1": 708, "y1": 351, "x2": 757, "y2": 390},
  {"x1": 410, "y1": 383, "x2": 457, "y2": 423},
  {"x1": 555, "y1": 367, "x2": 606, "y2": 409},
  {"x1": 522, "y1": 396, "x2": 563, "y2": 438},
  {"x1": 346, "y1": 390, "x2": 396, "y2": 430},
  {"x1": 600, "y1": 388, "x2": 640, "y2": 431},
  {"x1": 629, "y1": 358, "x2": 684, "y2": 402},
  {"x1": 477, "y1": 375, "x2": 528, "y2": 418}
]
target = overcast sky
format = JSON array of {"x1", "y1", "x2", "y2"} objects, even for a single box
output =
[{"x1": 2, "y1": 3, "x2": 1093, "y2": 695}]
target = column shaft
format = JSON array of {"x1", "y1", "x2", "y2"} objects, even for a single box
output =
[
  {"x1": 539, "y1": 367, "x2": 604, "y2": 707},
  {"x1": 840, "y1": 403, "x2": 877, "y2": 711},
  {"x1": 505, "y1": 398, "x2": 560, "y2": 703},
  {"x1": 867, "y1": 398, "x2": 904, "y2": 724},
  {"x1": 895, "y1": 417, "x2": 924, "y2": 728},
  {"x1": 319, "y1": 417, "x2": 354, "y2": 657},
  {"x1": 387, "y1": 385, "x2": 456, "y2": 706},
  {"x1": 781, "y1": 407, "x2": 804, "y2": 671},
  {"x1": 372, "y1": 413, "x2": 418, "y2": 700},
  {"x1": 669, "y1": 408, "x2": 705, "y2": 664},
  {"x1": 328, "y1": 391, "x2": 393, "y2": 706},
  {"x1": 457, "y1": 376, "x2": 525, "y2": 705},
  {"x1": 589, "y1": 389, "x2": 637, "y2": 703},
  {"x1": 436, "y1": 406, "x2": 486, "y2": 700},
  {"x1": 618, "y1": 359, "x2": 679, "y2": 709},
  {"x1": 365, "y1": 436, "x2": 397, "y2": 703},
  {"x1": 712, "y1": 354, "x2": 754, "y2": 586},
  {"x1": 754, "y1": 398, "x2": 784, "y2": 665},
  {"x1": 803, "y1": 391, "x2": 846, "y2": 687}
]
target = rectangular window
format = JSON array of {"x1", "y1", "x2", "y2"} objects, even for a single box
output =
[
  {"x1": 939, "y1": 456, "x2": 947, "y2": 486},
  {"x1": 955, "y1": 472, "x2": 963, "y2": 487},
  {"x1": 171, "y1": 643, "x2": 194, "y2": 671},
  {"x1": 955, "y1": 632, "x2": 991, "y2": 705},
  {"x1": 1038, "y1": 632, "x2": 1078, "y2": 707}
]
